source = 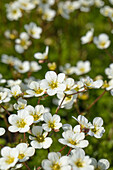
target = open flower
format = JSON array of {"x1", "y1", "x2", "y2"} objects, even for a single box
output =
[
  {"x1": 26, "y1": 81, "x2": 45, "y2": 97},
  {"x1": 42, "y1": 152, "x2": 71, "y2": 170},
  {"x1": 0, "y1": 91, "x2": 10, "y2": 104},
  {"x1": 8, "y1": 109, "x2": 33, "y2": 133},
  {"x1": 15, "y1": 32, "x2": 31, "y2": 53},
  {"x1": 81, "y1": 28, "x2": 94, "y2": 44},
  {"x1": 93, "y1": 33, "x2": 110, "y2": 49},
  {"x1": 14, "y1": 61, "x2": 30, "y2": 74},
  {"x1": 16, "y1": 143, "x2": 35, "y2": 162},
  {"x1": 74, "y1": 61, "x2": 91, "y2": 75},
  {"x1": 105, "y1": 63, "x2": 113, "y2": 79},
  {"x1": 11, "y1": 85, "x2": 22, "y2": 97},
  {"x1": 59, "y1": 130, "x2": 89, "y2": 149},
  {"x1": 80, "y1": 76, "x2": 103, "y2": 89},
  {"x1": 0, "y1": 146, "x2": 19, "y2": 170},
  {"x1": 88, "y1": 117, "x2": 105, "y2": 138},
  {"x1": 34, "y1": 46, "x2": 49, "y2": 60},
  {"x1": 69, "y1": 148, "x2": 94, "y2": 170},
  {"x1": 24, "y1": 22, "x2": 42, "y2": 39},
  {"x1": 14, "y1": 97, "x2": 27, "y2": 110},
  {"x1": 42, "y1": 112, "x2": 62, "y2": 132},
  {"x1": 72, "y1": 115, "x2": 93, "y2": 132},
  {"x1": 41, "y1": 71, "x2": 66, "y2": 96},
  {"x1": 25, "y1": 105, "x2": 46, "y2": 123},
  {"x1": 29, "y1": 126, "x2": 52, "y2": 149}
]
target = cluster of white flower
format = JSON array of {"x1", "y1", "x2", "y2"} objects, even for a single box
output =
[
  {"x1": 0, "y1": 0, "x2": 113, "y2": 169},
  {"x1": 6, "y1": 0, "x2": 112, "y2": 22},
  {"x1": 0, "y1": 63, "x2": 110, "y2": 169},
  {"x1": 81, "y1": 29, "x2": 111, "y2": 49}
]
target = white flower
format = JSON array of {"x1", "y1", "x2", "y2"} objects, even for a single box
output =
[
  {"x1": 42, "y1": 8, "x2": 56, "y2": 21},
  {"x1": 57, "y1": 92, "x2": 77, "y2": 109},
  {"x1": 69, "y1": 148, "x2": 94, "y2": 170},
  {"x1": 18, "y1": 0, "x2": 35, "y2": 10},
  {"x1": 8, "y1": 109, "x2": 33, "y2": 133},
  {"x1": 72, "y1": 115, "x2": 93, "y2": 132},
  {"x1": 0, "y1": 74, "x2": 6, "y2": 84},
  {"x1": 105, "y1": 63, "x2": 113, "y2": 79},
  {"x1": 26, "y1": 81, "x2": 45, "y2": 97},
  {"x1": 1, "y1": 54, "x2": 20, "y2": 66},
  {"x1": 59, "y1": 130, "x2": 89, "y2": 149},
  {"x1": 100, "y1": 6, "x2": 112, "y2": 17},
  {"x1": 29, "y1": 126, "x2": 52, "y2": 149},
  {"x1": 4, "y1": 29, "x2": 18, "y2": 40},
  {"x1": 81, "y1": 28, "x2": 94, "y2": 44},
  {"x1": 24, "y1": 22, "x2": 42, "y2": 39},
  {"x1": 74, "y1": 61, "x2": 91, "y2": 75},
  {"x1": 42, "y1": 152, "x2": 71, "y2": 170},
  {"x1": 42, "y1": 112, "x2": 62, "y2": 132},
  {"x1": 88, "y1": 117, "x2": 105, "y2": 138},
  {"x1": 34, "y1": 46, "x2": 49, "y2": 60},
  {"x1": 30, "y1": 61, "x2": 42, "y2": 72},
  {"x1": 41, "y1": 71, "x2": 66, "y2": 96},
  {"x1": 64, "y1": 78, "x2": 75, "y2": 94},
  {"x1": 37, "y1": 0, "x2": 55, "y2": 6},
  {"x1": 0, "y1": 146, "x2": 19, "y2": 170},
  {"x1": 25, "y1": 105, "x2": 46, "y2": 123},
  {"x1": 80, "y1": 76, "x2": 103, "y2": 89},
  {"x1": 80, "y1": 0, "x2": 94, "y2": 12},
  {"x1": 15, "y1": 32, "x2": 31, "y2": 53},
  {"x1": 11, "y1": 85, "x2": 22, "y2": 97},
  {"x1": 14, "y1": 97, "x2": 27, "y2": 110},
  {"x1": 16, "y1": 143, "x2": 35, "y2": 162},
  {"x1": 59, "y1": 63, "x2": 75, "y2": 75},
  {"x1": 93, "y1": 33, "x2": 111, "y2": 49},
  {"x1": 14, "y1": 61, "x2": 30, "y2": 73},
  {"x1": 11, "y1": 163, "x2": 23, "y2": 170},
  {"x1": 7, "y1": 79, "x2": 22, "y2": 87},
  {"x1": 0, "y1": 91, "x2": 10, "y2": 104},
  {"x1": 94, "y1": 0, "x2": 104, "y2": 7},
  {"x1": 104, "y1": 79, "x2": 113, "y2": 91},
  {"x1": 74, "y1": 81, "x2": 84, "y2": 92},
  {"x1": 6, "y1": 2, "x2": 22, "y2": 21},
  {"x1": 0, "y1": 127, "x2": 5, "y2": 136}
]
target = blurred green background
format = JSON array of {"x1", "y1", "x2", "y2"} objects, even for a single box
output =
[{"x1": 0, "y1": 0, "x2": 113, "y2": 169}]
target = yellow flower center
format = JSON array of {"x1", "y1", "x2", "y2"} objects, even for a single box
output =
[
  {"x1": 100, "y1": 41, "x2": 106, "y2": 47},
  {"x1": 17, "y1": 119, "x2": 26, "y2": 128},
  {"x1": 80, "y1": 67, "x2": 85, "y2": 73},
  {"x1": 91, "y1": 126, "x2": 99, "y2": 134},
  {"x1": 18, "y1": 153, "x2": 25, "y2": 160},
  {"x1": 51, "y1": 163, "x2": 61, "y2": 170},
  {"x1": 49, "y1": 81, "x2": 58, "y2": 89},
  {"x1": 29, "y1": 30, "x2": 35, "y2": 35},
  {"x1": 69, "y1": 139, "x2": 77, "y2": 145},
  {"x1": 48, "y1": 122, "x2": 55, "y2": 129},
  {"x1": 20, "y1": 39, "x2": 26, "y2": 46},
  {"x1": 102, "y1": 81, "x2": 109, "y2": 88},
  {"x1": 32, "y1": 114, "x2": 40, "y2": 121},
  {"x1": 5, "y1": 156, "x2": 14, "y2": 164},
  {"x1": 37, "y1": 135, "x2": 45, "y2": 142},
  {"x1": 12, "y1": 10, "x2": 17, "y2": 14},
  {"x1": 75, "y1": 159, "x2": 84, "y2": 167},
  {"x1": 65, "y1": 95, "x2": 72, "y2": 101},
  {"x1": 34, "y1": 88, "x2": 43, "y2": 94}
]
